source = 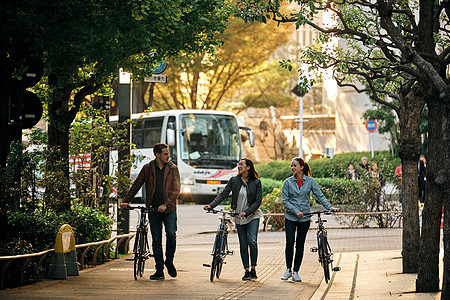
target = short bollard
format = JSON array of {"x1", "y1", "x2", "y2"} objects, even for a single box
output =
[{"x1": 48, "y1": 224, "x2": 79, "y2": 279}]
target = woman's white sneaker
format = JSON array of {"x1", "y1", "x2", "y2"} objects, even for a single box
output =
[
  {"x1": 292, "y1": 272, "x2": 301, "y2": 282},
  {"x1": 281, "y1": 269, "x2": 292, "y2": 280}
]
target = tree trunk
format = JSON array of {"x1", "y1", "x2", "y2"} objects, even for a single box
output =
[
  {"x1": 46, "y1": 88, "x2": 72, "y2": 212},
  {"x1": 439, "y1": 92, "x2": 450, "y2": 299},
  {"x1": 416, "y1": 96, "x2": 444, "y2": 292},
  {"x1": 398, "y1": 84, "x2": 423, "y2": 273}
]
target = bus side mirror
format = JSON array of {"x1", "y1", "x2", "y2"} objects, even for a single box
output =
[
  {"x1": 167, "y1": 128, "x2": 175, "y2": 146},
  {"x1": 239, "y1": 126, "x2": 255, "y2": 148}
]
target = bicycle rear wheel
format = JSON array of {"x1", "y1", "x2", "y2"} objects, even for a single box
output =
[
  {"x1": 133, "y1": 231, "x2": 141, "y2": 280},
  {"x1": 318, "y1": 233, "x2": 330, "y2": 283}
]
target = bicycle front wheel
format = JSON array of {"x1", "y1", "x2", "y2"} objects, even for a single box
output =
[
  {"x1": 216, "y1": 235, "x2": 226, "y2": 279},
  {"x1": 318, "y1": 232, "x2": 331, "y2": 283},
  {"x1": 133, "y1": 231, "x2": 141, "y2": 280},
  {"x1": 138, "y1": 232, "x2": 147, "y2": 277}
]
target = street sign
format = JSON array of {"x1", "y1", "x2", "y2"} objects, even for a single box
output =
[
  {"x1": 149, "y1": 52, "x2": 167, "y2": 74},
  {"x1": 144, "y1": 75, "x2": 167, "y2": 83},
  {"x1": 365, "y1": 119, "x2": 377, "y2": 132},
  {"x1": 152, "y1": 61, "x2": 167, "y2": 74}
]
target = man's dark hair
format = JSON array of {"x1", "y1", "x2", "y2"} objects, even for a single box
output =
[{"x1": 153, "y1": 143, "x2": 168, "y2": 156}]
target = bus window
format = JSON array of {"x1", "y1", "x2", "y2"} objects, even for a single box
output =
[
  {"x1": 180, "y1": 114, "x2": 240, "y2": 169},
  {"x1": 167, "y1": 116, "x2": 177, "y2": 163},
  {"x1": 142, "y1": 117, "x2": 163, "y2": 148},
  {"x1": 132, "y1": 119, "x2": 144, "y2": 148}
]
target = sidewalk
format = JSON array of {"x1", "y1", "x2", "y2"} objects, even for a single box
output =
[
  {"x1": 0, "y1": 205, "x2": 443, "y2": 299},
  {"x1": 311, "y1": 249, "x2": 443, "y2": 300}
]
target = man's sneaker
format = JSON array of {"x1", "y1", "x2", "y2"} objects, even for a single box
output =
[
  {"x1": 242, "y1": 270, "x2": 251, "y2": 281},
  {"x1": 250, "y1": 269, "x2": 257, "y2": 279},
  {"x1": 150, "y1": 269, "x2": 165, "y2": 280},
  {"x1": 165, "y1": 261, "x2": 177, "y2": 278},
  {"x1": 292, "y1": 271, "x2": 301, "y2": 282},
  {"x1": 281, "y1": 269, "x2": 292, "y2": 280}
]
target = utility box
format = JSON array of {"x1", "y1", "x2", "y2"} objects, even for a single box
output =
[{"x1": 325, "y1": 147, "x2": 334, "y2": 159}]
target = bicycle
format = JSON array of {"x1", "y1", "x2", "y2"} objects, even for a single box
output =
[
  {"x1": 203, "y1": 208, "x2": 238, "y2": 282},
  {"x1": 127, "y1": 206, "x2": 155, "y2": 280},
  {"x1": 305, "y1": 210, "x2": 341, "y2": 283}
]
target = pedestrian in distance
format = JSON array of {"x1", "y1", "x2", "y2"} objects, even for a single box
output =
[
  {"x1": 203, "y1": 158, "x2": 263, "y2": 281},
  {"x1": 346, "y1": 162, "x2": 359, "y2": 181},
  {"x1": 120, "y1": 143, "x2": 181, "y2": 280},
  {"x1": 418, "y1": 155, "x2": 426, "y2": 203},
  {"x1": 359, "y1": 156, "x2": 369, "y2": 170},
  {"x1": 281, "y1": 157, "x2": 339, "y2": 282},
  {"x1": 395, "y1": 164, "x2": 402, "y2": 203}
]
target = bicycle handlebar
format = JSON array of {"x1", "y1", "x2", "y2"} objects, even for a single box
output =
[
  {"x1": 303, "y1": 210, "x2": 333, "y2": 217},
  {"x1": 127, "y1": 206, "x2": 156, "y2": 212},
  {"x1": 206, "y1": 208, "x2": 239, "y2": 217}
]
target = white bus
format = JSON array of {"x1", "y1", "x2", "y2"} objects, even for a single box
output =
[{"x1": 110, "y1": 110, "x2": 254, "y2": 203}]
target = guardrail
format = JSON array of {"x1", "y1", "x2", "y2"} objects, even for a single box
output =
[
  {"x1": 0, "y1": 233, "x2": 136, "y2": 289},
  {"x1": 262, "y1": 211, "x2": 403, "y2": 231}
]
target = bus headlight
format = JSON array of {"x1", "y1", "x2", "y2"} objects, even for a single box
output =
[
  {"x1": 182, "y1": 177, "x2": 195, "y2": 185},
  {"x1": 182, "y1": 186, "x2": 192, "y2": 193}
]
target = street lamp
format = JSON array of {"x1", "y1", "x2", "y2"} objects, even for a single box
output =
[{"x1": 291, "y1": 78, "x2": 312, "y2": 158}]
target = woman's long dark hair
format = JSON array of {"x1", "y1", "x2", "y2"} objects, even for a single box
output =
[
  {"x1": 240, "y1": 157, "x2": 259, "y2": 180},
  {"x1": 293, "y1": 157, "x2": 312, "y2": 176}
]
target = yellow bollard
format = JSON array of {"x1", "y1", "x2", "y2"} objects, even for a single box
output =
[{"x1": 48, "y1": 224, "x2": 79, "y2": 279}]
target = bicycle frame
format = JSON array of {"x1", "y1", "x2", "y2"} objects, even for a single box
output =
[
  {"x1": 306, "y1": 210, "x2": 340, "y2": 283},
  {"x1": 203, "y1": 208, "x2": 237, "y2": 281},
  {"x1": 128, "y1": 206, "x2": 154, "y2": 280}
]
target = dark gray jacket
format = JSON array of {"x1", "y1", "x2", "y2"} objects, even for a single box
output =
[{"x1": 209, "y1": 175, "x2": 262, "y2": 216}]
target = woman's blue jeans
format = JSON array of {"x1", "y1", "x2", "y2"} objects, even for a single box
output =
[
  {"x1": 236, "y1": 218, "x2": 260, "y2": 269},
  {"x1": 148, "y1": 210, "x2": 177, "y2": 270},
  {"x1": 284, "y1": 218, "x2": 310, "y2": 272}
]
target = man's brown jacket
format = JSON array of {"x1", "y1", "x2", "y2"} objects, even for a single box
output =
[{"x1": 123, "y1": 160, "x2": 180, "y2": 212}]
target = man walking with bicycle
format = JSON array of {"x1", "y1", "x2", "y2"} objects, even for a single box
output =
[{"x1": 120, "y1": 143, "x2": 181, "y2": 280}]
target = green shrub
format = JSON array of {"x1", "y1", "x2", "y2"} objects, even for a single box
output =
[
  {"x1": 308, "y1": 151, "x2": 400, "y2": 179},
  {"x1": 5, "y1": 206, "x2": 113, "y2": 254},
  {"x1": 260, "y1": 188, "x2": 285, "y2": 231},
  {"x1": 256, "y1": 161, "x2": 291, "y2": 181},
  {"x1": 260, "y1": 177, "x2": 283, "y2": 198},
  {"x1": 315, "y1": 178, "x2": 362, "y2": 205}
]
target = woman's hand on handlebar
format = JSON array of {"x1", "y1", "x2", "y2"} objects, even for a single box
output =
[
  {"x1": 203, "y1": 205, "x2": 211, "y2": 211},
  {"x1": 332, "y1": 207, "x2": 340, "y2": 212},
  {"x1": 296, "y1": 211, "x2": 304, "y2": 218},
  {"x1": 238, "y1": 212, "x2": 246, "y2": 219}
]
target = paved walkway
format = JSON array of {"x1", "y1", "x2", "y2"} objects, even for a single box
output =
[{"x1": 0, "y1": 205, "x2": 443, "y2": 299}]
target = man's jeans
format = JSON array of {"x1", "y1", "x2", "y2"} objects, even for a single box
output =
[
  {"x1": 149, "y1": 210, "x2": 177, "y2": 269},
  {"x1": 236, "y1": 218, "x2": 260, "y2": 269}
]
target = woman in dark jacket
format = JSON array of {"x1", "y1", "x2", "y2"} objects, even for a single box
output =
[{"x1": 203, "y1": 158, "x2": 263, "y2": 281}]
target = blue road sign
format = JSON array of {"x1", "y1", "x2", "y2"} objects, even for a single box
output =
[
  {"x1": 149, "y1": 52, "x2": 167, "y2": 74},
  {"x1": 365, "y1": 119, "x2": 377, "y2": 132}
]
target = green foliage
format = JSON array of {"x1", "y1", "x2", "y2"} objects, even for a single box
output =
[
  {"x1": 260, "y1": 177, "x2": 283, "y2": 198},
  {"x1": 307, "y1": 151, "x2": 400, "y2": 181},
  {"x1": 260, "y1": 188, "x2": 284, "y2": 231},
  {"x1": 5, "y1": 206, "x2": 113, "y2": 253},
  {"x1": 315, "y1": 177, "x2": 362, "y2": 205},
  {"x1": 256, "y1": 160, "x2": 292, "y2": 181}
]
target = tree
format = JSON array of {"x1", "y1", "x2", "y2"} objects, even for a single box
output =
[
  {"x1": 148, "y1": 18, "x2": 292, "y2": 110},
  {"x1": 236, "y1": 0, "x2": 449, "y2": 296},
  {"x1": 1, "y1": 0, "x2": 231, "y2": 212}
]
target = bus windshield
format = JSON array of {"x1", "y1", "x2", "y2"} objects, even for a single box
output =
[{"x1": 180, "y1": 113, "x2": 241, "y2": 169}]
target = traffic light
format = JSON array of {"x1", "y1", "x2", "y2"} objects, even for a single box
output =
[
  {"x1": 21, "y1": 58, "x2": 44, "y2": 129},
  {"x1": 9, "y1": 58, "x2": 44, "y2": 132}
]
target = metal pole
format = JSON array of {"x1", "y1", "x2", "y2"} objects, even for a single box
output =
[
  {"x1": 299, "y1": 95, "x2": 304, "y2": 158},
  {"x1": 370, "y1": 132, "x2": 374, "y2": 158}
]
